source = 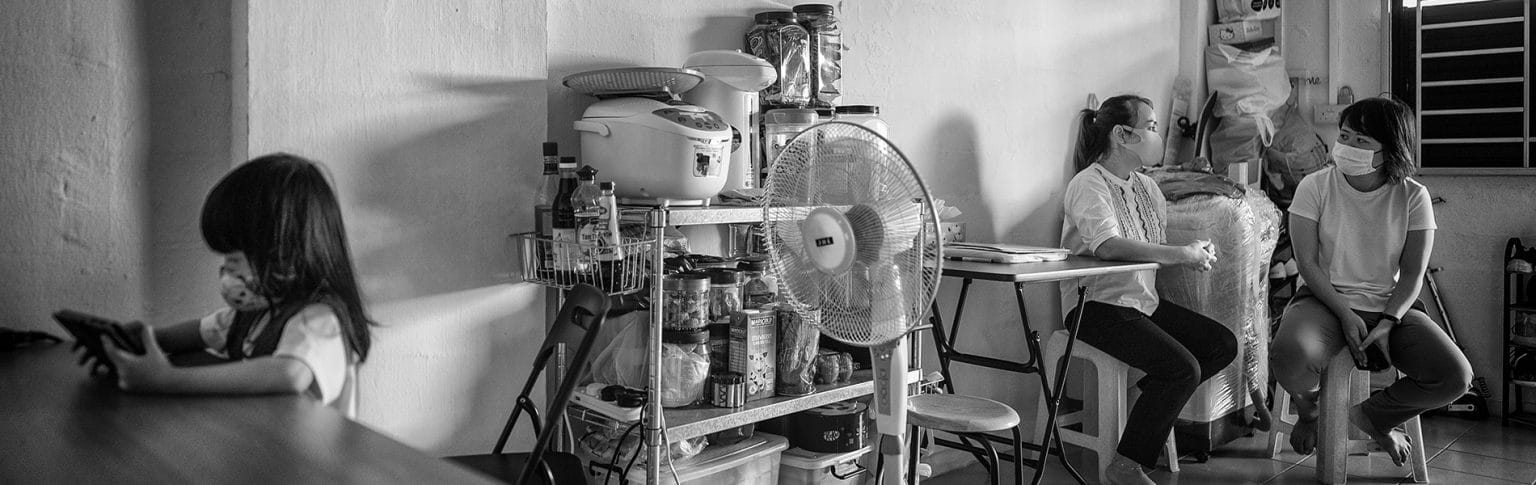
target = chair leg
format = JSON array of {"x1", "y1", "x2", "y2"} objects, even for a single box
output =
[
  {"x1": 1094, "y1": 361, "x2": 1127, "y2": 485},
  {"x1": 973, "y1": 433, "x2": 1001, "y2": 485},
  {"x1": 1163, "y1": 431, "x2": 1180, "y2": 473},
  {"x1": 1406, "y1": 415, "x2": 1429, "y2": 483},
  {"x1": 1011, "y1": 427, "x2": 1025, "y2": 485},
  {"x1": 1316, "y1": 351, "x2": 1354, "y2": 484},
  {"x1": 909, "y1": 426, "x2": 923, "y2": 485},
  {"x1": 1266, "y1": 381, "x2": 1295, "y2": 458}
]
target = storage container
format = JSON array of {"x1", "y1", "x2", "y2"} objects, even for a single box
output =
[
  {"x1": 779, "y1": 446, "x2": 871, "y2": 485},
  {"x1": 624, "y1": 432, "x2": 789, "y2": 485}
]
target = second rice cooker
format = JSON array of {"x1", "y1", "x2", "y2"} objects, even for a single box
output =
[{"x1": 573, "y1": 97, "x2": 732, "y2": 205}]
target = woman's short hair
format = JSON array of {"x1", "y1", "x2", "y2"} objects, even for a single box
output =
[{"x1": 1339, "y1": 97, "x2": 1418, "y2": 184}]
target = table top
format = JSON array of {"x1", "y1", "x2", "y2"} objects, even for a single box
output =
[
  {"x1": 0, "y1": 345, "x2": 496, "y2": 485},
  {"x1": 941, "y1": 255, "x2": 1160, "y2": 283}
]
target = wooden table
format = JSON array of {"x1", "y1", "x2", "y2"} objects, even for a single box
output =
[
  {"x1": 0, "y1": 345, "x2": 498, "y2": 484},
  {"x1": 929, "y1": 256, "x2": 1160, "y2": 485}
]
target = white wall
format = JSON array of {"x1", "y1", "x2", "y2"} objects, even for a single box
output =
[
  {"x1": 549, "y1": 0, "x2": 1184, "y2": 433},
  {"x1": 241, "y1": 0, "x2": 550, "y2": 454},
  {"x1": 1286, "y1": 2, "x2": 1536, "y2": 413},
  {"x1": 1, "y1": 2, "x2": 149, "y2": 330}
]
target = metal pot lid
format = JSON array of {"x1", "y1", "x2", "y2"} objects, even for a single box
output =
[{"x1": 562, "y1": 67, "x2": 704, "y2": 98}]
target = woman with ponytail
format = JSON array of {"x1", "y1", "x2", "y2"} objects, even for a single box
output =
[{"x1": 1059, "y1": 95, "x2": 1237, "y2": 484}]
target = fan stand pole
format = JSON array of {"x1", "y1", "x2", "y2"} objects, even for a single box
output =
[{"x1": 872, "y1": 337, "x2": 911, "y2": 485}]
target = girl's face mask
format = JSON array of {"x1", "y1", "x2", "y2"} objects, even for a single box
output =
[{"x1": 219, "y1": 252, "x2": 271, "y2": 312}]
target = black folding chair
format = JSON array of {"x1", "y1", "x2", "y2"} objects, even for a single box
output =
[{"x1": 447, "y1": 283, "x2": 610, "y2": 485}]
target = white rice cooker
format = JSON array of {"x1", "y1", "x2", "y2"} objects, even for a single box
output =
[{"x1": 573, "y1": 97, "x2": 733, "y2": 206}]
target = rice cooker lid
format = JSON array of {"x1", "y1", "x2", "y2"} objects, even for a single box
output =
[{"x1": 581, "y1": 98, "x2": 731, "y2": 138}]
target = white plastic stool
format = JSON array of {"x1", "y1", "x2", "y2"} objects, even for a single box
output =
[
  {"x1": 1267, "y1": 350, "x2": 1428, "y2": 484},
  {"x1": 1034, "y1": 330, "x2": 1179, "y2": 484}
]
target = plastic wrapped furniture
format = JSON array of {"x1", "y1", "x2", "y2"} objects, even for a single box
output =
[{"x1": 1155, "y1": 188, "x2": 1280, "y2": 456}]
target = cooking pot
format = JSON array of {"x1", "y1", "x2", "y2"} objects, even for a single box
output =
[{"x1": 574, "y1": 97, "x2": 732, "y2": 206}]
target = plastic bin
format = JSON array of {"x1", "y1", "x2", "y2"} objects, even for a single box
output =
[
  {"x1": 778, "y1": 446, "x2": 871, "y2": 485},
  {"x1": 624, "y1": 432, "x2": 788, "y2": 485}
]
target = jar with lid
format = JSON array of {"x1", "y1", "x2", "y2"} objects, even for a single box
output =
[
  {"x1": 660, "y1": 329, "x2": 710, "y2": 407},
  {"x1": 835, "y1": 105, "x2": 888, "y2": 138},
  {"x1": 701, "y1": 268, "x2": 744, "y2": 323},
  {"x1": 662, "y1": 273, "x2": 710, "y2": 331},
  {"x1": 745, "y1": 11, "x2": 811, "y2": 108},
  {"x1": 738, "y1": 256, "x2": 777, "y2": 309},
  {"x1": 814, "y1": 108, "x2": 835, "y2": 125},
  {"x1": 793, "y1": 4, "x2": 842, "y2": 109},
  {"x1": 762, "y1": 107, "x2": 817, "y2": 180}
]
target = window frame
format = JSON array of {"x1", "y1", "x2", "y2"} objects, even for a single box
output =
[{"x1": 1388, "y1": 0, "x2": 1536, "y2": 175}]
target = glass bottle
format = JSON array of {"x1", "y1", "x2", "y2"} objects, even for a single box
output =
[
  {"x1": 535, "y1": 142, "x2": 560, "y2": 271},
  {"x1": 550, "y1": 156, "x2": 579, "y2": 272},
  {"x1": 746, "y1": 11, "x2": 811, "y2": 108}
]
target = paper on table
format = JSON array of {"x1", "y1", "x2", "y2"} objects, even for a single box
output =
[{"x1": 943, "y1": 242, "x2": 1070, "y2": 263}]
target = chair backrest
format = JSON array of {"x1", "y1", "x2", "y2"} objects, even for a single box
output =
[{"x1": 491, "y1": 283, "x2": 609, "y2": 485}]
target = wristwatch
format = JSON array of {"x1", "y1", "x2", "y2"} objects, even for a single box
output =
[{"x1": 1379, "y1": 313, "x2": 1401, "y2": 325}]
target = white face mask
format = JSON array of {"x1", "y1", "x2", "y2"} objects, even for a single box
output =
[
  {"x1": 1123, "y1": 127, "x2": 1164, "y2": 167},
  {"x1": 1332, "y1": 141, "x2": 1379, "y2": 176}
]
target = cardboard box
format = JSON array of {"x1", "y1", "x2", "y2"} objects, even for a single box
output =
[
  {"x1": 1208, "y1": 19, "x2": 1275, "y2": 45},
  {"x1": 730, "y1": 308, "x2": 778, "y2": 401}
]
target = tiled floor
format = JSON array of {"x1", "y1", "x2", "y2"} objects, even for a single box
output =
[{"x1": 924, "y1": 416, "x2": 1536, "y2": 484}]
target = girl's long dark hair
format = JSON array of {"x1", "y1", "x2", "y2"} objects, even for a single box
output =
[
  {"x1": 1339, "y1": 97, "x2": 1418, "y2": 185},
  {"x1": 201, "y1": 153, "x2": 374, "y2": 362},
  {"x1": 1075, "y1": 94, "x2": 1153, "y2": 172}
]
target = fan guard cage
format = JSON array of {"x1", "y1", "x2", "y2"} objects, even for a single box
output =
[{"x1": 762, "y1": 122, "x2": 942, "y2": 347}]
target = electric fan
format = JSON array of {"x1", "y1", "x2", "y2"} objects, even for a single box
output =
[{"x1": 761, "y1": 121, "x2": 942, "y2": 485}]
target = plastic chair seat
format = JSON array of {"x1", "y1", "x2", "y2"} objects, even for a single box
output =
[
  {"x1": 909, "y1": 394, "x2": 1022, "y2": 434},
  {"x1": 1268, "y1": 350, "x2": 1428, "y2": 484},
  {"x1": 447, "y1": 452, "x2": 587, "y2": 485}
]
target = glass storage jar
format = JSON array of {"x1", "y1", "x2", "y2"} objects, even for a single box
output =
[
  {"x1": 661, "y1": 329, "x2": 710, "y2": 407},
  {"x1": 662, "y1": 273, "x2": 710, "y2": 331}
]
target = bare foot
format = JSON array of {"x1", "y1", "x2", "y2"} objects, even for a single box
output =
[
  {"x1": 1350, "y1": 405, "x2": 1412, "y2": 466},
  {"x1": 1288, "y1": 396, "x2": 1319, "y2": 455}
]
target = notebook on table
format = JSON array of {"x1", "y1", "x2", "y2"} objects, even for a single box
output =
[{"x1": 943, "y1": 242, "x2": 1071, "y2": 263}]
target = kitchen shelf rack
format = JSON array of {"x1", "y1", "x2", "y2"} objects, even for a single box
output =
[
  {"x1": 527, "y1": 203, "x2": 919, "y2": 484},
  {"x1": 1504, "y1": 238, "x2": 1536, "y2": 429}
]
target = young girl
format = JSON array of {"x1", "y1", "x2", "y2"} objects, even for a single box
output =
[
  {"x1": 99, "y1": 153, "x2": 373, "y2": 413},
  {"x1": 1062, "y1": 95, "x2": 1236, "y2": 485},
  {"x1": 1270, "y1": 98, "x2": 1471, "y2": 465}
]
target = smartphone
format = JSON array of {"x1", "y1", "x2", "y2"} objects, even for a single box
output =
[{"x1": 53, "y1": 310, "x2": 146, "y2": 375}]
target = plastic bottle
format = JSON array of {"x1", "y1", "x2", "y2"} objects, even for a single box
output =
[
  {"x1": 834, "y1": 105, "x2": 889, "y2": 138},
  {"x1": 571, "y1": 166, "x2": 602, "y2": 274},
  {"x1": 794, "y1": 4, "x2": 842, "y2": 109},
  {"x1": 595, "y1": 181, "x2": 625, "y2": 282},
  {"x1": 551, "y1": 156, "x2": 580, "y2": 272}
]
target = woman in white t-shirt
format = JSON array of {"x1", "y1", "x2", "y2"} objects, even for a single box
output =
[
  {"x1": 1061, "y1": 94, "x2": 1236, "y2": 485},
  {"x1": 1271, "y1": 98, "x2": 1471, "y2": 466}
]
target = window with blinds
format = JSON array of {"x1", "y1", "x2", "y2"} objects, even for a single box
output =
[{"x1": 1391, "y1": 0, "x2": 1533, "y2": 173}]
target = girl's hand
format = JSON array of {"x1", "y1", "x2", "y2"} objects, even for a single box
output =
[
  {"x1": 102, "y1": 323, "x2": 173, "y2": 392},
  {"x1": 1360, "y1": 317, "x2": 1394, "y2": 365},
  {"x1": 1339, "y1": 311, "x2": 1370, "y2": 367},
  {"x1": 1182, "y1": 240, "x2": 1218, "y2": 271}
]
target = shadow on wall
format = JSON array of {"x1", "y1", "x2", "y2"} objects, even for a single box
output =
[
  {"x1": 134, "y1": 0, "x2": 235, "y2": 324},
  {"x1": 359, "y1": 283, "x2": 544, "y2": 455},
  {"x1": 352, "y1": 76, "x2": 547, "y2": 303}
]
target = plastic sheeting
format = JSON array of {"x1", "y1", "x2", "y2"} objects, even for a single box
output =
[{"x1": 1156, "y1": 188, "x2": 1280, "y2": 423}]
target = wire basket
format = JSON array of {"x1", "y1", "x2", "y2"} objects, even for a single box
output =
[{"x1": 514, "y1": 232, "x2": 655, "y2": 295}]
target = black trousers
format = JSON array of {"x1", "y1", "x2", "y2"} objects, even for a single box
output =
[{"x1": 1066, "y1": 299, "x2": 1238, "y2": 469}]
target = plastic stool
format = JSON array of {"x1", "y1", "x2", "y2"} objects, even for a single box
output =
[
  {"x1": 1034, "y1": 329, "x2": 1179, "y2": 484},
  {"x1": 1267, "y1": 350, "x2": 1428, "y2": 484}
]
